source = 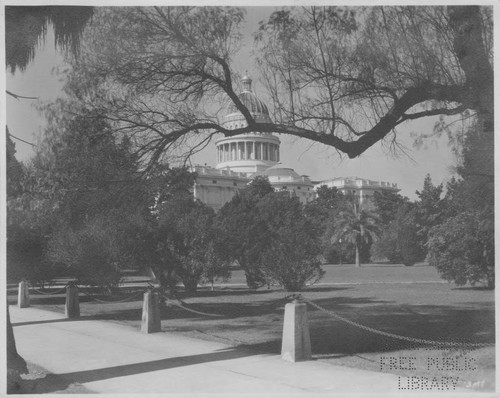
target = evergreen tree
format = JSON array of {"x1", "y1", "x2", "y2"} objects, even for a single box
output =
[
  {"x1": 415, "y1": 174, "x2": 445, "y2": 255},
  {"x1": 257, "y1": 192, "x2": 324, "y2": 291},
  {"x1": 216, "y1": 177, "x2": 274, "y2": 288}
]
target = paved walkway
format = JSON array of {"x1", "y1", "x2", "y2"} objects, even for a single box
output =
[{"x1": 10, "y1": 305, "x2": 471, "y2": 396}]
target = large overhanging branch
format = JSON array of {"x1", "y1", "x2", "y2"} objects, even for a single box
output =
[{"x1": 135, "y1": 81, "x2": 468, "y2": 162}]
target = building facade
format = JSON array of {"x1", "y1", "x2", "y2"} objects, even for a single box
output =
[
  {"x1": 314, "y1": 177, "x2": 400, "y2": 207},
  {"x1": 192, "y1": 76, "x2": 399, "y2": 210}
]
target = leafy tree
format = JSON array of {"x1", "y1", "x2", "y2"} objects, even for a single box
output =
[
  {"x1": 216, "y1": 177, "x2": 274, "y2": 288},
  {"x1": 333, "y1": 198, "x2": 381, "y2": 267},
  {"x1": 415, "y1": 174, "x2": 445, "y2": 255},
  {"x1": 7, "y1": 108, "x2": 150, "y2": 288},
  {"x1": 304, "y1": 185, "x2": 343, "y2": 231},
  {"x1": 257, "y1": 192, "x2": 324, "y2": 291},
  {"x1": 46, "y1": 217, "x2": 123, "y2": 288},
  {"x1": 157, "y1": 198, "x2": 223, "y2": 294},
  {"x1": 5, "y1": 6, "x2": 94, "y2": 73},
  {"x1": 427, "y1": 210, "x2": 494, "y2": 289},
  {"x1": 431, "y1": 121, "x2": 494, "y2": 286},
  {"x1": 123, "y1": 167, "x2": 197, "y2": 293},
  {"x1": 54, "y1": 6, "x2": 492, "y2": 167},
  {"x1": 255, "y1": 6, "x2": 493, "y2": 158},
  {"x1": 444, "y1": 121, "x2": 494, "y2": 215},
  {"x1": 304, "y1": 185, "x2": 344, "y2": 262},
  {"x1": 372, "y1": 190, "x2": 409, "y2": 225},
  {"x1": 28, "y1": 110, "x2": 143, "y2": 228},
  {"x1": 6, "y1": 131, "x2": 25, "y2": 198},
  {"x1": 201, "y1": 240, "x2": 232, "y2": 291},
  {"x1": 372, "y1": 204, "x2": 423, "y2": 266},
  {"x1": 5, "y1": 6, "x2": 94, "y2": 392}
]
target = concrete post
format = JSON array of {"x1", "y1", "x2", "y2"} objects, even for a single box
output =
[
  {"x1": 17, "y1": 281, "x2": 30, "y2": 308},
  {"x1": 141, "y1": 290, "x2": 161, "y2": 333},
  {"x1": 281, "y1": 299, "x2": 311, "y2": 362},
  {"x1": 65, "y1": 282, "x2": 80, "y2": 319}
]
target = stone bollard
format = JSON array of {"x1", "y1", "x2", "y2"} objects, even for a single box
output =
[
  {"x1": 281, "y1": 299, "x2": 312, "y2": 362},
  {"x1": 65, "y1": 282, "x2": 80, "y2": 319},
  {"x1": 17, "y1": 281, "x2": 30, "y2": 308},
  {"x1": 141, "y1": 290, "x2": 161, "y2": 333}
]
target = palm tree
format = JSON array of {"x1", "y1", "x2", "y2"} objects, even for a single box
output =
[{"x1": 333, "y1": 198, "x2": 381, "y2": 267}]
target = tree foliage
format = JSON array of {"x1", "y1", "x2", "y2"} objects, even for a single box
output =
[
  {"x1": 6, "y1": 131, "x2": 25, "y2": 198},
  {"x1": 371, "y1": 204, "x2": 423, "y2": 266},
  {"x1": 372, "y1": 190, "x2": 408, "y2": 225},
  {"x1": 415, "y1": 174, "x2": 445, "y2": 253},
  {"x1": 257, "y1": 192, "x2": 323, "y2": 291},
  {"x1": 7, "y1": 106, "x2": 149, "y2": 286},
  {"x1": 5, "y1": 6, "x2": 94, "y2": 72},
  {"x1": 428, "y1": 117, "x2": 494, "y2": 287},
  {"x1": 216, "y1": 177, "x2": 274, "y2": 288},
  {"x1": 304, "y1": 185, "x2": 348, "y2": 263},
  {"x1": 54, "y1": 6, "x2": 492, "y2": 168},
  {"x1": 332, "y1": 198, "x2": 381, "y2": 267},
  {"x1": 156, "y1": 195, "x2": 228, "y2": 294},
  {"x1": 5, "y1": 7, "x2": 94, "y2": 390},
  {"x1": 255, "y1": 6, "x2": 493, "y2": 157},
  {"x1": 427, "y1": 210, "x2": 494, "y2": 289},
  {"x1": 46, "y1": 217, "x2": 123, "y2": 287}
]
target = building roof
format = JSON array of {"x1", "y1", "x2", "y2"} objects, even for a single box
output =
[
  {"x1": 251, "y1": 164, "x2": 313, "y2": 185},
  {"x1": 225, "y1": 76, "x2": 269, "y2": 116}
]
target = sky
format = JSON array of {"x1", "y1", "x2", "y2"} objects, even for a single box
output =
[{"x1": 5, "y1": 6, "x2": 460, "y2": 200}]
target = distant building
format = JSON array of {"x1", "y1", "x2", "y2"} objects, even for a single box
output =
[
  {"x1": 314, "y1": 177, "x2": 400, "y2": 207},
  {"x1": 192, "y1": 76, "x2": 398, "y2": 210},
  {"x1": 253, "y1": 165, "x2": 315, "y2": 204}
]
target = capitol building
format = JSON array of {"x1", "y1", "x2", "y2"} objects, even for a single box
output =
[{"x1": 192, "y1": 76, "x2": 398, "y2": 210}]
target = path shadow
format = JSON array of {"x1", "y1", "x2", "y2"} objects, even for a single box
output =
[{"x1": 21, "y1": 348, "x2": 256, "y2": 393}]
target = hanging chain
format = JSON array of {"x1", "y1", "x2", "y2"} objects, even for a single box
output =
[
  {"x1": 29, "y1": 284, "x2": 68, "y2": 295},
  {"x1": 80, "y1": 288, "x2": 147, "y2": 304},
  {"x1": 160, "y1": 292, "x2": 225, "y2": 318},
  {"x1": 301, "y1": 296, "x2": 494, "y2": 348}
]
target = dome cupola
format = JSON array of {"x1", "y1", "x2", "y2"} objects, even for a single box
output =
[
  {"x1": 215, "y1": 75, "x2": 279, "y2": 176},
  {"x1": 225, "y1": 76, "x2": 270, "y2": 118}
]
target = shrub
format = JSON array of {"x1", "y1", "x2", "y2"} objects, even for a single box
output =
[
  {"x1": 371, "y1": 205, "x2": 423, "y2": 266},
  {"x1": 46, "y1": 218, "x2": 123, "y2": 288},
  {"x1": 427, "y1": 210, "x2": 494, "y2": 289},
  {"x1": 257, "y1": 193, "x2": 324, "y2": 291}
]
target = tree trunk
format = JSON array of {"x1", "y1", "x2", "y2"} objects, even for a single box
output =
[
  {"x1": 183, "y1": 279, "x2": 198, "y2": 295},
  {"x1": 7, "y1": 305, "x2": 27, "y2": 371},
  {"x1": 7, "y1": 304, "x2": 28, "y2": 393},
  {"x1": 355, "y1": 245, "x2": 361, "y2": 267},
  {"x1": 448, "y1": 6, "x2": 494, "y2": 132},
  {"x1": 239, "y1": 259, "x2": 265, "y2": 289}
]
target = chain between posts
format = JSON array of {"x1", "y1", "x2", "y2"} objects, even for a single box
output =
[
  {"x1": 80, "y1": 288, "x2": 149, "y2": 304},
  {"x1": 298, "y1": 295, "x2": 494, "y2": 349},
  {"x1": 29, "y1": 283, "x2": 69, "y2": 295},
  {"x1": 159, "y1": 291, "x2": 226, "y2": 318}
]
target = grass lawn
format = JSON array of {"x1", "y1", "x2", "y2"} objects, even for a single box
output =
[{"x1": 8, "y1": 263, "x2": 495, "y2": 392}]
